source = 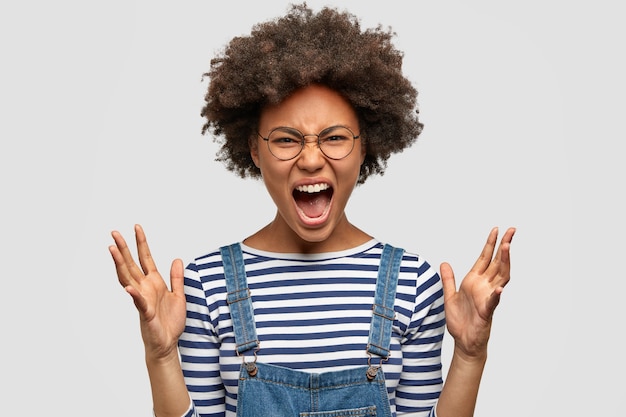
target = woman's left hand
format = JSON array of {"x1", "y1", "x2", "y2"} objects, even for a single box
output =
[{"x1": 440, "y1": 227, "x2": 516, "y2": 359}]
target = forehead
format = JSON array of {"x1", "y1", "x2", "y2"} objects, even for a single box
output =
[{"x1": 259, "y1": 84, "x2": 358, "y2": 132}]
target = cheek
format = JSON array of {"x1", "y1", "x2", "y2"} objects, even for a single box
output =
[
  {"x1": 332, "y1": 162, "x2": 362, "y2": 193},
  {"x1": 258, "y1": 158, "x2": 291, "y2": 189},
  {"x1": 349, "y1": 150, "x2": 366, "y2": 174}
]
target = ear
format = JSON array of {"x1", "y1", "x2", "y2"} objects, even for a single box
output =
[
  {"x1": 359, "y1": 137, "x2": 367, "y2": 165},
  {"x1": 249, "y1": 136, "x2": 260, "y2": 168}
]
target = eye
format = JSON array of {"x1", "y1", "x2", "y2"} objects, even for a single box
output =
[
  {"x1": 320, "y1": 126, "x2": 353, "y2": 145},
  {"x1": 323, "y1": 134, "x2": 349, "y2": 142},
  {"x1": 272, "y1": 136, "x2": 300, "y2": 144},
  {"x1": 268, "y1": 128, "x2": 303, "y2": 147}
]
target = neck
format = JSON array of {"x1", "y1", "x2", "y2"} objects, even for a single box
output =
[{"x1": 243, "y1": 212, "x2": 371, "y2": 254}]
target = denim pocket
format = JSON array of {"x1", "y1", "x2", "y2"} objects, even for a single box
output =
[{"x1": 300, "y1": 405, "x2": 377, "y2": 417}]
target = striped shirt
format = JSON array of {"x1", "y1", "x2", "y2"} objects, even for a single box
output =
[{"x1": 179, "y1": 239, "x2": 444, "y2": 417}]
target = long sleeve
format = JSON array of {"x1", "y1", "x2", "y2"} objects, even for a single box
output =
[
  {"x1": 178, "y1": 261, "x2": 226, "y2": 417},
  {"x1": 395, "y1": 259, "x2": 445, "y2": 416},
  {"x1": 175, "y1": 242, "x2": 445, "y2": 417}
]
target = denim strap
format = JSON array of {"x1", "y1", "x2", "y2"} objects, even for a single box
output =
[
  {"x1": 220, "y1": 243, "x2": 259, "y2": 354},
  {"x1": 367, "y1": 244, "x2": 404, "y2": 359}
]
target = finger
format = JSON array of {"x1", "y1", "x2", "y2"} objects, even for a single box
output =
[
  {"x1": 111, "y1": 229, "x2": 145, "y2": 281},
  {"x1": 485, "y1": 286, "x2": 504, "y2": 318},
  {"x1": 439, "y1": 262, "x2": 457, "y2": 303},
  {"x1": 109, "y1": 232, "x2": 140, "y2": 288},
  {"x1": 134, "y1": 224, "x2": 158, "y2": 275},
  {"x1": 503, "y1": 227, "x2": 516, "y2": 243},
  {"x1": 487, "y1": 228, "x2": 515, "y2": 284},
  {"x1": 170, "y1": 258, "x2": 185, "y2": 297},
  {"x1": 491, "y1": 227, "x2": 516, "y2": 264},
  {"x1": 125, "y1": 285, "x2": 149, "y2": 316},
  {"x1": 490, "y1": 242, "x2": 512, "y2": 287},
  {"x1": 111, "y1": 230, "x2": 134, "y2": 264},
  {"x1": 109, "y1": 243, "x2": 133, "y2": 287},
  {"x1": 470, "y1": 227, "x2": 499, "y2": 274}
]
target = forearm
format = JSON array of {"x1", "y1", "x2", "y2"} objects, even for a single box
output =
[
  {"x1": 145, "y1": 350, "x2": 191, "y2": 417},
  {"x1": 435, "y1": 346, "x2": 487, "y2": 417}
]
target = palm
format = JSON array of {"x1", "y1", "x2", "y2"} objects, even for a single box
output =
[{"x1": 440, "y1": 227, "x2": 515, "y2": 357}]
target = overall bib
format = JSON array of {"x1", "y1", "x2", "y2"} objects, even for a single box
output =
[{"x1": 220, "y1": 243, "x2": 404, "y2": 417}]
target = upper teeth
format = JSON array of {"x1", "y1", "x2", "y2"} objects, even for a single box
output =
[{"x1": 296, "y1": 183, "x2": 329, "y2": 193}]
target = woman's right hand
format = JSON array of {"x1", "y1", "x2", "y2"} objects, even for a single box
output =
[{"x1": 109, "y1": 224, "x2": 186, "y2": 360}]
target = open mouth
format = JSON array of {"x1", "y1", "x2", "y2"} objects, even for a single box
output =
[{"x1": 293, "y1": 183, "x2": 333, "y2": 220}]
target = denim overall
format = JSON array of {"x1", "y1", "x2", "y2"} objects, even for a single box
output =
[{"x1": 220, "y1": 243, "x2": 404, "y2": 417}]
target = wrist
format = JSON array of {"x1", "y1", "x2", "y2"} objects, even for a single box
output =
[
  {"x1": 453, "y1": 344, "x2": 488, "y2": 365},
  {"x1": 145, "y1": 347, "x2": 180, "y2": 367}
]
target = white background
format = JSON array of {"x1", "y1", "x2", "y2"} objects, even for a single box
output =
[{"x1": 1, "y1": 0, "x2": 623, "y2": 415}]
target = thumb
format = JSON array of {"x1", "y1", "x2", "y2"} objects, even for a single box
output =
[
  {"x1": 440, "y1": 262, "x2": 457, "y2": 302},
  {"x1": 170, "y1": 258, "x2": 185, "y2": 297}
]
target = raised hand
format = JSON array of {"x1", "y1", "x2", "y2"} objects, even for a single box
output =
[
  {"x1": 109, "y1": 224, "x2": 187, "y2": 359},
  {"x1": 440, "y1": 227, "x2": 516, "y2": 359}
]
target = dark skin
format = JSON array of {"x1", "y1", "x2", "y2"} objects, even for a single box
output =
[
  {"x1": 442, "y1": 226, "x2": 515, "y2": 358},
  {"x1": 111, "y1": 85, "x2": 516, "y2": 417},
  {"x1": 110, "y1": 224, "x2": 515, "y2": 417}
]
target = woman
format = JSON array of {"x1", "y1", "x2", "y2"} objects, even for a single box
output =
[{"x1": 110, "y1": 4, "x2": 515, "y2": 417}]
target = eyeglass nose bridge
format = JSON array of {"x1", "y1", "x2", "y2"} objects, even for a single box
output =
[
  {"x1": 297, "y1": 132, "x2": 357, "y2": 160},
  {"x1": 299, "y1": 133, "x2": 324, "y2": 149},
  {"x1": 285, "y1": 134, "x2": 329, "y2": 161}
]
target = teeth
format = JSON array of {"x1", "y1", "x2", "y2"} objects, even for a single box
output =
[{"x1": 296, "y1": 183, "x2": 329, "y2": 193}]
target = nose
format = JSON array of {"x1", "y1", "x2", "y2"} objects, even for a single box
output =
[{"x1": 296, "y1": 137, "x2": 325, "y2": 170}]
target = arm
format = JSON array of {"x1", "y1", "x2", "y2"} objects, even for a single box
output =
[
  {"x1": 109, "y1": 224, "x2": 192, "y2": 417},
  {"x1": 436, "y1": 227, "x2": 516, "y2": 417},
  {"x1": 178, "y1": 263, "x2": 227, "y2": 416},
  {"x1": 396, "y1": 301, "x2": 445, "y2": 416},
  {"x1": 394, "y1": 254, "x2": 445, "y2": 416}
]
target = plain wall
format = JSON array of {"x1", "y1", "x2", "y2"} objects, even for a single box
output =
[{"x1": 1, "y1": 0, "x2": 623, "y2": 415}]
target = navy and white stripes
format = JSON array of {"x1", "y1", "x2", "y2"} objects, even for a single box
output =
[{"x1": 179, "y1": 239, "x2": 444, "y2": 417}]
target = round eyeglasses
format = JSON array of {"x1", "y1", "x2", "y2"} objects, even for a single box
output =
[{"x1": 258, "y1": 125, "x2": 360, "y2": 161}]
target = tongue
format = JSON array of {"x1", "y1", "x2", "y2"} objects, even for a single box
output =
[{"x1": 296, "y1": 192, "x2": 330, "y2": 218}]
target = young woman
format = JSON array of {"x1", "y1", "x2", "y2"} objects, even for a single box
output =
[{"x1": 110, "y1": 4, "x2": 515, "y2": 417}]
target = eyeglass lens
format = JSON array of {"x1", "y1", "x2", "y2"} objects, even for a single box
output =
[{"x1": 266, "y1": 126, "x2": 356, "y2": 160}]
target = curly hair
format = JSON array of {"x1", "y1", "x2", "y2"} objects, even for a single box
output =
[{"x1": 201, "y1": 3, "x2": 423, "y2": 184}]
